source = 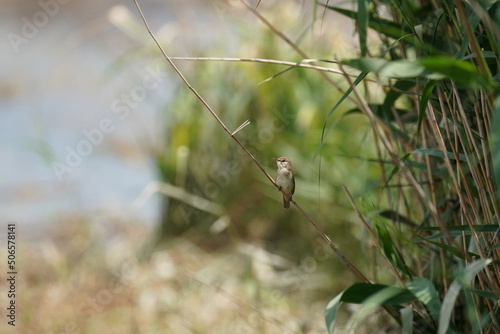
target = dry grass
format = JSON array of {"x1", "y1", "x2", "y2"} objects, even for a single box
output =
[{"x1": 9, "y1": 214, "x2": 336, "y2": 333}]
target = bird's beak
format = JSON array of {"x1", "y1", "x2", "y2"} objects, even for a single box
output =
[{"x1": 273, "y1": 158, "x2": 279, "y2": 161}]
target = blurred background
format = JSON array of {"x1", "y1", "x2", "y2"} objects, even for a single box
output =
[{"x1": 0, "y1": 0, "x2": 392, "y2": 332}]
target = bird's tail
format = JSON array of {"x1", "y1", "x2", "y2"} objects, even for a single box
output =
[{"x1": 283, "y1": 194, "x2": 291, "y2": 209}]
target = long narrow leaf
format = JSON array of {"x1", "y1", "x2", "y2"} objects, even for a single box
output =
[
  {"x1": 342, "y1": 283, "x2": 415, "y2": 304},
  {"x1": 323, "y1": 32, "x2": 411, "y2": 123},
  {"x1": 383, "y1": 80, "x2": 416, "y2": 118},
  {"x1": 412, "y1": 148, "x2": 467, "y2": 162},
  {"x1": 416, "y1": 236, "x2": 480, "y2": 259},
  {"x1": 401, "y1": 305, "x2": 413, "y2": 334},
  {"x1": 466, "y1": 288, "x2": 499, "y2": 301},
  {"x1": 417, "y1": 80, "x2": 437, "y2": 137},
  {"x1": 325, "y1": 283, "x2": 417, "y2": 333},
  {"x1": 346, "y1": 286, "x2": 413, "y2": 331},
  {"x1": 321, "y1": 5, "x2": 441, "y2": 53},
  {"x1": 438, "y1": 280, "x2": 462, "y2": 334},
  {"x1": 342, "y1": 57, "x2": 497, "y2": 91},
  {"x1": 439, "y1": 260, "x2": 492, "y2": 334},
  {"x1": 382, "y1": 153, "x2": 411, "y2": 189},
  {"x1": 418, "y1": 57, "x2": 495, "y2": 90},
  {"x1": 376, "y1": 223, "x2": 411, "y2": 276},
  {"x1": 342, "y1": 58, "x2": 439, "y2": 78},
  {"x1": 407, "y1": 277, "x2": 441, "y2": 322},
  {"x1": 418, "y1": 225, "x2": 499, "y2": 233},
  {"x1": 491, "y1": 97, "x2": 500, "y2": 195},
  {"x1": 325, "y1": 292, "x2": 344, "y2": 334},
  {"x1": 358, "y1": 0, "x2": 369, "y2": 57}
]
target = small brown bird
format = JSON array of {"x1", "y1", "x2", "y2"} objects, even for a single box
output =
[{"x1": 273, "y1": 157, "x2": 295, "y2": 209}]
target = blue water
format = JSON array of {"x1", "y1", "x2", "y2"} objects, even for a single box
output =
[{"x1": 0, "y1": 2, "x2": 182, "y2": 234}]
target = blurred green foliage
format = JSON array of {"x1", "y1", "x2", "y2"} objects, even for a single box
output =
[
  {"x1": 125, "y1": 0, "x2": 500, "y2": 331},
  {"x1": 322, "y1": 0, "x2": 500, "y2": 332},
  {"x1": 139, "y1": 2, "x2": 385, "y2": 294},
  {"x1": 156, "y1": 50, "x2": 362, "y2": 241}
]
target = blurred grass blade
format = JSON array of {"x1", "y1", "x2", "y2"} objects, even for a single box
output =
[
  {"x1": 320, "y1": 4, "x2": 439, "y2": 52},
  {"x1": 347, "y1": 286, "x2": 410, "y2": 331},
  {"x1": 471, "y1": 314, "x2": 494, "y2": 334},
  {"x1": 407, "y1": 277, "x2": 441, "y2": 322},
  {"x1": 257, "y1": 66, "x2": 295, "y2": 84},
  {"x1": 418, "y1": 57, "x2": 496, "y2": 90},
  {"x1": 418, "y1": 225, "x2": 499, "y2": 233},
  {"x1": 417, "y1": 80, "x2": 437, "y2": 137},
  {"x1": 487, "y1": 242, "x2": 500, "y2": 254},
  {"x1": 378, "y1": 210, "x2": 417, "y2": 227},
  {"x1": 439, "y1": 280, "x2": 462, "y2": 334},
  {"x1": 412, "y1": 148, "x2": 467, "y2": 162},
  {"x1": 375, "y1": 223, "x2": 411, "y2": 276},
  {"x1": 134, "y1": 181, "x2": 224, "y2": 215},
  {"x1": 382, "y1": 153, "x2": 411, "y2": 189},
  {"x1": 325, "y1": 292, "x2": 343, "y2": 334},
  {"x1": 324, "y1": 31, "x2": 409, "y2": 121},
  {"x1": 342, "y1": 57, "x2": 497, "y2": 91},
  {"x1": 342, "y1": 58, "x2": 436, "y2": 78},
  {"x1": 325, "y1": 283, "x2": 417, "y2": 333},
  {"x1": 491, "y1": 97, "x2": 500, "y2": 195},
  {"x1": 439, "y1": 259, "x2": 492, "y2": 334},
  {"x1": 340, "y1": 283, "x2": 415, "y2": 304},
  {"x1": 459, "y1": 259, "x2": 493, "y2": 285},
  {"x1": 357, "y1": 0, "x2": 369, "y2": 57},
  {"x1": 466, "y1": 288, "x2": 499, "y2": 301},
  {"x1": 383, "y1": 80, "x2": 416, "y2": 118},
  {"x1": 326, "y1": 71, "x2": 367, "y2": 120},
  {"x1": 416, "y1": 236, "x2": 480, "y2": 259},
  {"x1": 400, "y1": 305, "x2": 413, "y2": 334}
]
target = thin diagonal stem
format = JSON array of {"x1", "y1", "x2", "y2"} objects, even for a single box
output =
[
  {"x1": 291, "y1": 198, "x2": 371, "y2": 283},
  {"x1": 342, "y1": 185, "x2": 405, "y2": 286},
  {"x1": 132, "y1": 0, "x2": 275, "y2": 187},
  {"x1": 132, "y1": 0, "x2": 369, "y2": 283}
]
